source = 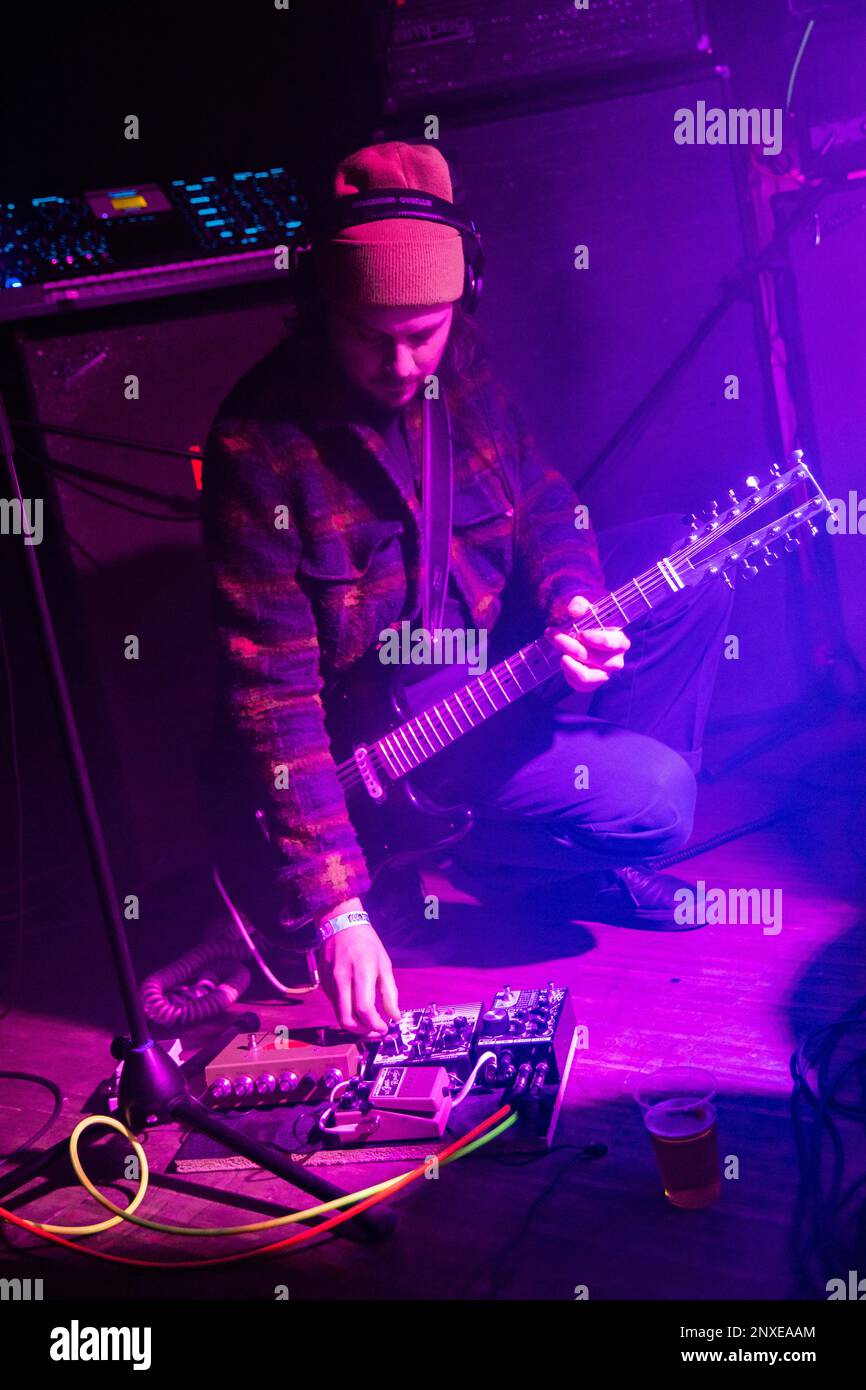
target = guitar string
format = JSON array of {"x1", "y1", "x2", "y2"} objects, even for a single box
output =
[{"x1": 333, "y1": 481, "x2": 814, "y2": 791}]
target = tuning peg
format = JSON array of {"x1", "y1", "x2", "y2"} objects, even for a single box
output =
[
  {"x1": 682, "y1": 512, "x2": 698, "y2": 528},
  {"x1": 808, "y1": 521, "x2": 820, "y2": 537},
  {"x1": 769, "y1": 463, "x2": 782, "y2": 478},
  {"x1": 741, "y1": 558, "x2": 759, "y2": 578},
  {"x1": 727, "y1": 488, "x2": 740, "y2": 510},
  {"x1": 763, "y1": 547, "x2": 779, "y2": 565},
  {"x1": 784, "y1": 534, "x2": 800, "y2": 552},
  {"x1": 721, "y1": 570, "x2": 734, "y2": 589}
]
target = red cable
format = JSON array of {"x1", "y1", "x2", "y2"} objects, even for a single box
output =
[{"x1": 0, "y1": 1104, "x2": 510, "y2": 1269}]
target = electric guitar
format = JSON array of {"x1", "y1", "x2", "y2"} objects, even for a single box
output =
[{"x1": 232, "y1": 455, "x2": 829, "y2": 937}]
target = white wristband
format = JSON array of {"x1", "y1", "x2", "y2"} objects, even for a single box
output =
[{"x1": 315, "y1": 909, "x2": 371, "y2": 947}]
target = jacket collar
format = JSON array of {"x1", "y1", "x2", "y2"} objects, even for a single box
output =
[{"x1": 300, "y1": 344, "x2": 426, "y2": 514}]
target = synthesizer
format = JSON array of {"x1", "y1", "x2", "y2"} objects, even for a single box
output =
[{"x1": 0, "y1": 166, "x2": 307, "y2": 322}]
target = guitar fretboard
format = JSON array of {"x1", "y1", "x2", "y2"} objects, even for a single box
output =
[{"x1": 370, "y1": 554, "x2": 691, "y2": 782}]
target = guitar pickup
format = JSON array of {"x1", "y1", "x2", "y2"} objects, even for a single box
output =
[{"x1": 353, "y1": 742, "x2": 385, "y2": 800}]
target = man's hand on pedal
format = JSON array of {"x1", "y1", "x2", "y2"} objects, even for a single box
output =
[{"x1": 315, "y1": 899, "x2": 400, "y2": 1039}]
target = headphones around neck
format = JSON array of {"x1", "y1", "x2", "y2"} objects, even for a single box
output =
[{"x1": 290, "y1": 186, "x2": 485, "y2": 314}]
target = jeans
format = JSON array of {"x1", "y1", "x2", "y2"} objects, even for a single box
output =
[{"x1": 407, "y1": 513, "x2": 735, "y2": 896}]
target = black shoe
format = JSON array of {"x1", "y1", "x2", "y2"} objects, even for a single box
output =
[{"x1": 586, "y1": 865, "x2": 703, "y2": 931}]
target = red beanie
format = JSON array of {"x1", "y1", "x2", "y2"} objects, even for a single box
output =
[{"x1": 315, "y1": 141, "x2": 465, "y2": 307}]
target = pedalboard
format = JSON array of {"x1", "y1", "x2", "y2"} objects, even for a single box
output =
[
  {"x1": 202, "y1": 984, "x2": 577, "y2": 1154},
  {"x1": 204, "y1": 1026, "x2": 361, "y2": 1109}
]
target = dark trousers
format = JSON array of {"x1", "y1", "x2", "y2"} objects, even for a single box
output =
[{"x1": 413, "y1": 514, "x2": 735, "y2": 897}]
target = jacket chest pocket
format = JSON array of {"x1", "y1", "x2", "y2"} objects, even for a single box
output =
[
  {"x1": 452, "y1": 465, "x2": 514, "y2": 532},
  {"x1": 297, "y1": 519, "x2": 405, "y2": 582}
]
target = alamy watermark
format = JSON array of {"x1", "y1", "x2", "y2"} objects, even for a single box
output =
[
  {"x1": 826, "y1": 491, "x2": 866, "y2": 535},
  {"x1": 49, "y1": 1320, "x2": 151, "y2": 1370},
  {"x1": 673, "y1": 880, "x2": 783, "y2": 935},
  {"x1": 377, "y1": 622, "x2": 488, "y2": 676},
  {"x1": 1, "y1": 1276, "x2": 43, "y2": 1300},
  {"x1": 0, "y1": 496, "x2": 43, "y2": 545},
  {"x1": 827, "y1": 1270, "x2": 866, "y2": 1299},
  {"x1": 674, "y1": 101, "x2": 783, "y2": 157}
]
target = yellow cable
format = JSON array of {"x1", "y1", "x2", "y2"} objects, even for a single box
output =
[
  {"x1": 33, "y1": 1116, "x2": 150, "y2": 1236},
  {"x1": 29, "y1": 1107, "x2": 517, "y2": 1242},
  {"x1": 65, "y1": 1113, "x2": 430, "y2": 1236}
]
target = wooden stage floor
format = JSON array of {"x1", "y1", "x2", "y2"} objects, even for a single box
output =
[{"x1": 1, "y1": 714, "x2": 865, "y2": 1301}]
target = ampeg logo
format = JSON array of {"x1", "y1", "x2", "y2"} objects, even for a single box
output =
[
  {"x1": 393, "y1": 16, "x2": 474, "y2": 48},
  {"x1": 49, "y1": 1321, "x2": 152, "y2": 1371}
]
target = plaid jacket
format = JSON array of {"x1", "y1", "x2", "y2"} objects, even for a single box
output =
[{"x1": 202, "y1": 331, "x2": 605, "y2": 924}]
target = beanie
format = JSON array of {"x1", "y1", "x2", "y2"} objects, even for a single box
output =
[{"x1": 314, "y1": 141, "x2": 465, "y2": 307}]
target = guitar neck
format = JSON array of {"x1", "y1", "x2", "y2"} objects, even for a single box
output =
[{"x1": 369, "y1": 553, "x2": 690, "y2": 783}]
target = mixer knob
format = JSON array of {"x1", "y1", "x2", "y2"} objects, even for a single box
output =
[
  {"x1": 255, "y1": 1073, "x2": 276, "y2": 1095},
  {"x1": 209, "y1": 1076, "x2": 232, "y2": 1100},
  {"x1": 323, "y1": 1068, "x2": 344, "y2": 1089},
  {"x1": 233, "y1": 1075, "x2": 254, "y2": 1098},
  {"x1": 278, "y1": 1070, "x2": 299, "y2": 1093}
]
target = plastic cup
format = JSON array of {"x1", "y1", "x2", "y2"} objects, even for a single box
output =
[{"x1": 633, "y1": 1066, "x2": 721, "y2": 1209}]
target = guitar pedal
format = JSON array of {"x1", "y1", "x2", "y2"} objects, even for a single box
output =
[
  {"x1": 204, "y1": 1026, "x2": 361, "y2": 1108},
  {"x1": 476, "y1": 984, "x2": 575, "y2": 1087},
  {"x1": 365, "y1": 1002, "x2": 482, "y2": 1080},
  {"x1": 322, "y1": 1066, "x2": 453, "y2": 1145}
]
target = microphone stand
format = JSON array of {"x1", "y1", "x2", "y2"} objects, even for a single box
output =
[{"x1": 0, "y1": 395, "x2": 396, "y2": 1244}]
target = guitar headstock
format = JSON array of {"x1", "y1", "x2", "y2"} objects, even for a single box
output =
[{"x1": 670, "y1": 452, "x2": 830, "y2": 589}]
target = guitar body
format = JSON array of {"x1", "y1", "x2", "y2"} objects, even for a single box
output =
[{"x1": 322, "y1": 646, "x2": 475, "y2": 876}]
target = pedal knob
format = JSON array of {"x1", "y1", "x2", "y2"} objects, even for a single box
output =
[
  {"x1": 323, "y1": 1068, "x2": 343, "y2": 1089},
  {"x1": 255, "y1": 1073, "x2": 276, "y2": 1095},
  {"x1": 481, "y1": 1008, "x2": 509, "y2": 1036},
  {"x1": 233, "y1": 1075, "x2": 254, "y2": 1098},
  {"x1": 209, "y1": 1076, "x2": 232, "y2": 1100},
  {"x1": 278, "y1": 1070, "x2": 299, "y2": 1093}
]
